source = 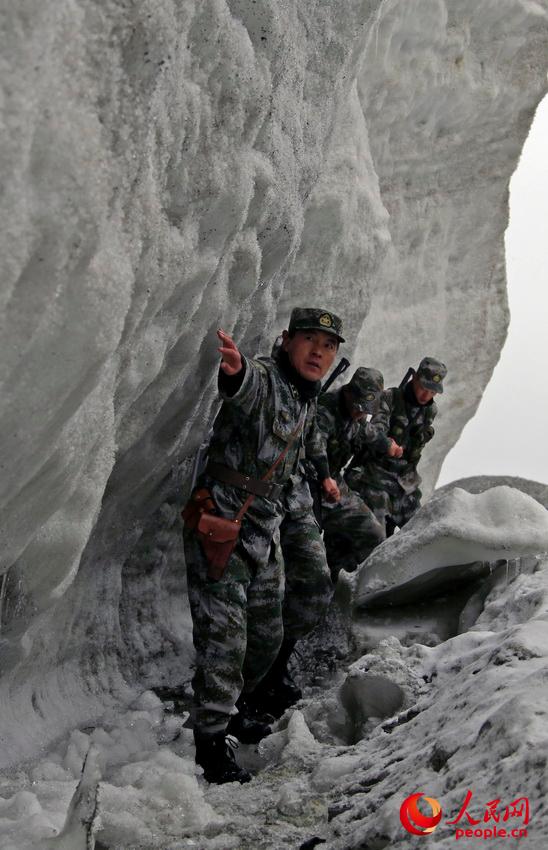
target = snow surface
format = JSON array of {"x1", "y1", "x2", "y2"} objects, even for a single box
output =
[{"x1": 1, "y1": 481, "x2": 547, "y2": 848}]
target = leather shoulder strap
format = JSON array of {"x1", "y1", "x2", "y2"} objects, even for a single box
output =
[{"x1": 235, "y1": 415, "x2": 305, "y2": 522}]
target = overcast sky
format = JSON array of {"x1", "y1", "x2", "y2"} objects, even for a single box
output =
[{"x1": 438, "y1": 93, "x2": 548, "y2": 486}]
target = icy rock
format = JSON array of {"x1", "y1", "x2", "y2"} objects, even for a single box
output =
[
  {"x1": 130, "y1": 689, "x2": 164, "y2": 713},
  {"x1": 45, "y1": 745, "x2": 101, "y2": 850},
  {"x1": 97, "y1": 749, "x2": 216, "y2": 846},
  {"x1": 63, "y1": 731, "x2": 93, "y2": 778},
  {"x1": 340, "y1": 638, "x2": 421, "y2": 731},
  {"x1": 276, "y1": 779, "x2": 310, "y2": 817},
  {"x1": 0, "y1": 788, "x2": 58, "y2": 849},
  {"x1": 0, "y1": 789, "x2": 43, "y2": 820},
  {"x1": 30, "y1": 761, "x2": 73, "y2": 783},
  {"x1": 259, "y1": 710, "x2": 322, "y2": 768},
  {"x1": 311, "y1": 753, "x2": 365, "y2": 793},
  {"x1": 354, "y1": 486, "x2": 548, "y2": 609}
]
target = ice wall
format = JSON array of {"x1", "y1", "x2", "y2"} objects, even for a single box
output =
[{"x1": 1, "y1": 0, "x2": 547, "y2": 765}]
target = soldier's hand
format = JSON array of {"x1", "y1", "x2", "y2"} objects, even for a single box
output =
[
  {"x1": 387, "y1": 439, "x2": 403, "y2": 458},
  {"x1": 322, "y1": 477, "x2": 340, "y2": 502},
  {"x1": 217, "y1": 329, "x2": 243, "y2": 375}
]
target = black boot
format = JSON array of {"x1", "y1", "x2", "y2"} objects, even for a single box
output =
[
  {"x1": 224, "y1": 695, "x2": 273, "y2": 744},
  {"x1": 193, "y1": 730, "x2": 251, "y2": 784},
  {"x1": 226, "y1": 711, "x2": 272, "y2": 744},
  {"x1": 385, "y1": 516, "x2": 399, "y2": 537},
  {"x1": 245, "y1": 639, "x2": 302, "y2": 719}
]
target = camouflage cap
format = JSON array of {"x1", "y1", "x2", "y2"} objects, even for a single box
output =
[
  {"x1": 288, "y1": 307, "x2": 345, "y2": 342},
  {"x1": 346, "y1": 367, "x2": 384, "y2": 413},
  {"x1": 416, "y1": 356, "x2": 447, "y2": 393}
]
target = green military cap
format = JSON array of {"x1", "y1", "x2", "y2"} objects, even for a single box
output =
[
  {"x1": 347, "y1": 367, "x2": 384, "y2": 413},
  {"x1": 416, "y1": 356, "x2": 447, "y2": 393},
  {"x1": 288, "y1": 307, "x2": 345, "y2": 342}
]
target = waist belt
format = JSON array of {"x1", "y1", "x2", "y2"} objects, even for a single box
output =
[{"x1": 206, "y1": 461, "x2": 284, "y2": 502}]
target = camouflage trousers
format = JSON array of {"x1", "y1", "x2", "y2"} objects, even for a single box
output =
[
  {"x1": 321, "y1": 480, "x2": 386, "y2": 578},
  {"x1": 349, "y1": 478, "x2": 422, "y2": 535},
  {"x1": 184, "y1": 509, "x2": 331, "y2": 733},
  {"x1": 280, "y1": 510, "x2": 333, "y2": 642}
]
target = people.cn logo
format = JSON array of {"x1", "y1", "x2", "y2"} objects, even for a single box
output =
[{"x1": 400, "y1": 793, "x2": 443, "y2": 836}]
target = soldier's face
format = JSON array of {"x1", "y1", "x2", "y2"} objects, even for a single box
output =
[
  {"x1": 412, "y1": 375, "x2": 436, "y2": 405},
  {"x1": 282, "y1": 329, "x2": 338, "y2": 381}
]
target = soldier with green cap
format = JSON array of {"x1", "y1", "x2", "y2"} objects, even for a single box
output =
[
  {"x1": 182, "y1": 307, "x2": 343, "y2": 784},
  {"x1": 346, "y1": 356, "x2": 448, "y2": 538}
]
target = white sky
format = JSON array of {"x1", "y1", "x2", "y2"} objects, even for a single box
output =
[{"x1": 438, "y1": 93, "x2": 548, "y2": 487}]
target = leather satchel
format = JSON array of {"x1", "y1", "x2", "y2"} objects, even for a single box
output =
[
  {"x1": 182, "y1": 414, "x2": 306, "y2": 580},
  {"x1": 196, "y1": 512, "x2": 241, "y2": 580}
]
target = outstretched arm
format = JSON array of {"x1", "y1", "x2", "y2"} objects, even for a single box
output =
[
  {"x1": 216, "y1": 328, "x2": 268, "y2": 412},
  {"x1": 217, "y1": 328, "x2": 243, "y2": 375}
]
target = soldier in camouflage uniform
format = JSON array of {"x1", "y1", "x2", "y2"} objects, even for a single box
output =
[
  {"x1": 346, "y1": 356, "x2": 447, "y2": 538},
  {"x1": 183, "y1": 308, "x2": 343, "y2": 783},
  {"x1": 244, "y1": 368, "x2": 394, "y2": 720},
  {"x1": 318, "y1": 367, "x2": 390, "y2": 579}
]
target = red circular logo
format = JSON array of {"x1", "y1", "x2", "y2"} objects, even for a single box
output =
[{"x1": 400, "y1": 793, "x2": 443, "y2": 836}]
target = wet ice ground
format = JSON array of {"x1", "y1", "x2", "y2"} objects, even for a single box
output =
[
  {"x1": 1, "y1": 564, "x2": 547, "y2": 849},
  {"x1": 1, "y1": 485, "x2": 548, "y2": 850}
]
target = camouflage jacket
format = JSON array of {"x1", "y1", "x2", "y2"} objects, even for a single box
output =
[
  {"x1": 347, "y1": 383, "x2": 437, "y2": 494},
  {"x1": 316, "y1": 388, "x2": 392, "y2": 481},
  {"x1": 197, "y1": 353, "x2": 329, "y2": 561}
]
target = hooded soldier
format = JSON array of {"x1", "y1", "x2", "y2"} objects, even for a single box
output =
[{"x1": 346, "y1": 356, "x2": 448, "y2": 537}]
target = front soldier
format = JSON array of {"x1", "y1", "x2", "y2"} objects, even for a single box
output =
[
  {"x1": 346, "y1": 356, "x2": 447, "y2": 538},
  {"x1": 182, "y1": 308, "x2": 343, "y2": 784}
]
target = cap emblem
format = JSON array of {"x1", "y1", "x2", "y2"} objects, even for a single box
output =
[
  {"x1": 433, "y1": 374, "x2": 441, "y2": 383},
  {"x1": 319, "y1": 313, "x2": 333, "y2": 328}
]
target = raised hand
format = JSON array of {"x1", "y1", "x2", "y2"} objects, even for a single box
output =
[
  {"x1": 217, "y1": 328, "x2": 243, "y2": 375},
  {"x1": 387, "y1": 438, "x2": 403, "y2": 458},
  {"x1": 322, "y1": 477, "x2": 340, "y2": 503}
]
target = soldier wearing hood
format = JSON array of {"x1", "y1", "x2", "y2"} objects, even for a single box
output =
[
  {"x1": 318, "y1": 367, "x2": 390, "y2": 579},
  {"x1": 346, "y1": 356, "x2": 447, "y2": 537}
]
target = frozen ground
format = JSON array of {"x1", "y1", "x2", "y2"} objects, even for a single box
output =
[
  {"x1": 1, "y1": 481, "x2": 547, "y2": 849},
  {"x1": 1, "y1": 0, "x2": 548, "y2": 769}
]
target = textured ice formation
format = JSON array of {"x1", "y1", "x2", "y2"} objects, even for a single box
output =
[
  {"x1": 1, "y1": 0, "x2": 547, "y2": 768},
  {"x1": 436, "y1": 474, "x2": 548, "y2": 510},
  {"x1": 353, "y1": 485, "x2": 548, "y2": 609}
]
